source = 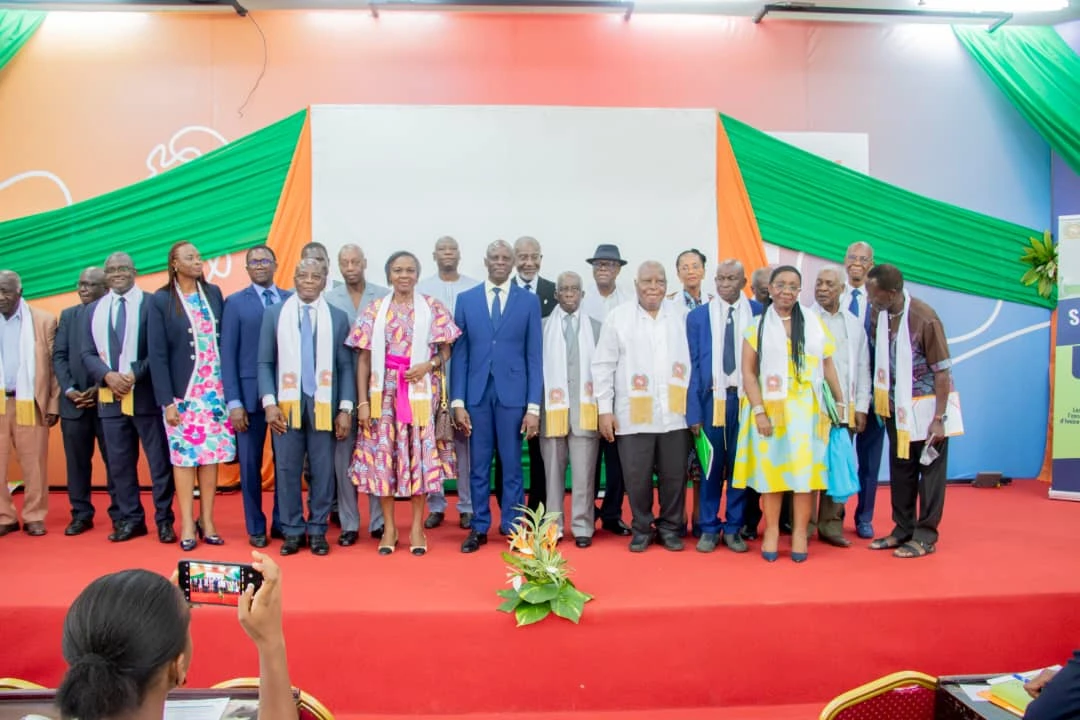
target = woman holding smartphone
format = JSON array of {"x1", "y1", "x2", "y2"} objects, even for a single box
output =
[
  {"x1": 56, "y1": 551, "x2": 297, "y2": 720},
  {"x1": 148, "y1": 241, "x2": 234, "y2": 551}
]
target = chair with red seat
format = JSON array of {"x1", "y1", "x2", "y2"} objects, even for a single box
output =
[
  {"x1": 212, "y1": 677, "x2": 333, "y2": 720},
  {"x1": 819, "y1": 670, "x2": 938, "y2": 720},
  {"x1": 0, "y1": 678, "x2": 45, "y2": 690}
]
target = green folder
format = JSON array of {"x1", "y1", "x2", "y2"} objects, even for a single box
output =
[
  {"x1": 989, "y1": 680, "x2": 1032, "y2": 713},
  {"x1": 694, "y1": 430, "x2": 714, "y2": 479}
]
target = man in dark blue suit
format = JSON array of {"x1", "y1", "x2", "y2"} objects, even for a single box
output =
[
  {"x1": 686, "y1": 260, "x2": 762, "y2": 554},
  {"x1": 257, "y1": 258, "x2": 356, "y2": 557},
  {"x1": 452, "y1": 240, "x2": 542, "y2": 553},
  {"x1": 53, "y1": 267, "x2": 112, "y2": 536},
  {"x1": 220, "y1": 245, "x2": 290, "y2": 548},
  {"x1": 841, "y1": 242, "x2": 885, "y2": 539},
  {"x1": 82, "y1": 252, "x2": 176, "y2": 544}
]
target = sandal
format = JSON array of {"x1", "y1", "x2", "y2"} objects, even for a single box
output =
[
  {"x1": 869, "y1": 535, "x2": 905, "y2": 550},
  {"x1": 894, "y1": 540, "x2": 935, "y2": 559}
]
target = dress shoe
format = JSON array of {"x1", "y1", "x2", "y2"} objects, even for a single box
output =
[
  {"x1": 371, "y1": 526, "x2": 384, "y2": 540},
  {"x1": 819, "y1": 534, "x2": 852, "y2": 548},
  {"x1": 280, "y1": 536, "x2": 303, "y2": 556},
  {"x1": 158, "y1": 524, "x2": 177, "y2": 544},
  {"x1": 109, "y1": 523, "x2": 148, "y2": 543},
  {"x1": 601, "y1": 519, "x2": 632, "y2": 536},
  {"x1": 575, "y1": 536, "x2": 592, "y2": 548},
  {"x1": 761, "y1": 550, "x2": 779, "y2": 562},
  {"x1": 249, "y1": 534, "x2": 268, "y2": 548},
  {"x1": 338, "y1": 531, "x2": 358, "y2": 547},
  {"x1": 459, "y1": 512, "x2": 473, "y2": 530},
  {"x1": 0, "y1": 522, "x2": 20, "y2": 537},
  {"x1": 658, "y1": 534, "x2": 684, "y2": 552},
  {"x1": 270, "y1": 526, "x2": 285, "y2": 540},
  {"x1": 723, "y1": 533, "x2": 749, "y2": 554},
  {"x1": 856, "y1": 522, "x2": 875, "y2": 539},
  {"x1": 24, "y1": 521, "x2": 47, "y2": 537},
  {"x1": 181, "y1": 538, "x2": 197, "y2": 552},
  {"x1": 792, "y1": 551, "x2": 809, "y2": 563},
  {"x1": 309, "y1": 534, "x2": 330, "y2": 556},
  {"x1": 629, "y1": 533, "x2": 654, "y2": 553},
  {"x1": 696, "y1": 532, "x2": 720, "y2": 553},
  {"x1": 461, "y1": 530, "x2": 488, "y2": 553},
  {"x1": 195, "y1": 521, "x2": 224, "y2": 546},
  {"x1": 65, "y1": 518, "x2": 94, "y2": 536},
  {"x1": 424, "y1": 512, "x2": 444, "y2": 529},
  {"x1": 740, "y1": 525, "x2": 759, "y2": 541}
]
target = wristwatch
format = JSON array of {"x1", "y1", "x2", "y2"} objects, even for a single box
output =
[{"x1": 934, "y1": 414, "x2": 947, "y2": 422}]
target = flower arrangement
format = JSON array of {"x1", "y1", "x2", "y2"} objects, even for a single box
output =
[
  {"x1": 497, "y1": 503, "x2": 592, "y2": 627},
  {"x1": 1020, "y1": 230, "x2": 1057, "y2": 300}
]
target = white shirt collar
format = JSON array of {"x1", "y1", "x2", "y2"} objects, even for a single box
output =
[{"x1": 485, "y1": 278, "x2": 512, "y2": 295}]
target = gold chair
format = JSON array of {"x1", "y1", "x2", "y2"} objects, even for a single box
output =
[
  {"x1": 819, "y1": 670, "x2": 938, "y2": 720},
  {"x1": 0, "y1": 678, "x2": 46, "y2": 690},
  {"x1": 212, "y1": 677, "x2": 333, "y2": 720}
]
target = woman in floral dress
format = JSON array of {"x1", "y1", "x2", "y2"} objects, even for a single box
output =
[
  {"x1": 148, "y1": 241, "x2": 235, "y2": 551},
  {"x1": 349, "y1": 251, "x2": 460, "y2": 556}
]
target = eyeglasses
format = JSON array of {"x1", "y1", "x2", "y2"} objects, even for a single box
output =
[
  {"x1": 846, "y1": 254, "x2": 873, "y2": 264},
  {"x1": 772, "y1": 283, "x2": 801, "y2": 293},
  {"x1": 247, "y1": 259, "x2": 274, "y2": 268},
  {"x1": 105, "y1": 266, "x2": 134, "y2": 275}
]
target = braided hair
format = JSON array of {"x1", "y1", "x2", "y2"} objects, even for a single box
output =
[{"x1": 755, "y1": 265, "x2": 807, "y2": 383}]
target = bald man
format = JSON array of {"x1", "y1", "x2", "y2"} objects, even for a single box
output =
[
  {"x1": 593, "y1": 261, "x2": 692, "y2": 553},
  {"x1": 325, "y1": 243, "x2": 388, "y2": 545},
  {"x1": 54, "y1": 267, "x2": 113, "y2": 535}
]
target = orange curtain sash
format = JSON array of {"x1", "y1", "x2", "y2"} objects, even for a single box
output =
[{"x1": 715, "y1": 116, "x2": 769, "y2": 291}]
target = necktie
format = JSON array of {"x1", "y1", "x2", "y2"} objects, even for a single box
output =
[
  {"x1": 563, "y1": 313, "x2": 578, "y2": 356},
  {"x1": 848, "y1": 288, "x2": 861, "y2": 317},
  {"x1": 564, "y1": 314, "x2": 579, "y2": 393},
  {"x1": 491, "y1": 287, "x2": 502, "y2": 327},
  {"x1": 110, "y1": 297, "x2": 127, "y2": 370},
  {"x1": 524, "y1": 282, "x2": 532, "y2": 293},
  {"x1": 723, "y1": 306, "x2": 736, "y2": 376},
  {"x1": 301, "y1": 305, "x2": 315, "y2": 397},
  {"x1": 262, "y1": 289, "x2": 274, "y2": 307}
]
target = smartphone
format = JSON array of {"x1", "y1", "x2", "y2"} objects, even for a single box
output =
[
  {"x1": 920, "y1": 439, "x2": 940, "y2": 467},
  {"x1": 178, "y1": 560, "x2": 262, "y2": 607}
]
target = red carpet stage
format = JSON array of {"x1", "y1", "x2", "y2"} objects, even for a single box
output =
[{"x1": 2, "y1": 480, "x2": 1077, "y2": 718}]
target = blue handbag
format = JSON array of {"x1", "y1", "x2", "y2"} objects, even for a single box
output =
[{"x1": 826, "y1": 427, "x2": 860, "y2": 502}]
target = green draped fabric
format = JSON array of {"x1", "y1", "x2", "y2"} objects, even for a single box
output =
[
  {"x1": 0, "y1": 10, "x2": 44, "y2": 73},
  {"x1": 722, "y1": 114, "x2": 1052, "y2": 309},
  {"x1": 955, "y1": 25, "x2": 1080, "y2": 178},
  {"x1": 2, "y1": 110, "x2": 306, "y2": 300}
]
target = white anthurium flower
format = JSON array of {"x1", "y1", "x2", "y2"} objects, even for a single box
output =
[{"x1": 511, "y1": 575, "x2": 524, "y2": 591}]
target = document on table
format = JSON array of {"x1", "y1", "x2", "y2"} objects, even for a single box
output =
[
  {"x1": 960, "y1": 684, "x2": 991, "y2": 702},
  {"x1": 164, "y1": 697, "x2": 230, "y2": 720}
]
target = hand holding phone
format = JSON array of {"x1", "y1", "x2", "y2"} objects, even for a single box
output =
[
  {"x1": 920, "y1": 437, "x2": 940, "y2": 466},
  {"x1": 178, "y1": 560, "x2": 263, "y2": 607}
]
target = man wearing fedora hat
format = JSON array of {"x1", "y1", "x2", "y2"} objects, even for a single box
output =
[{"x1": 582, "y1": 244, "x2": 632, "y2": 537}]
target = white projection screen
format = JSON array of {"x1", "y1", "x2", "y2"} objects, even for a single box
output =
[{"x1": 310, "y1": 105, "x2": 718, "y2": 288}]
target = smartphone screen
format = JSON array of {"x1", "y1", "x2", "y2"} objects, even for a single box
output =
[{"x1": 178, "y1": 560, "x2": 262, "y2": 607}]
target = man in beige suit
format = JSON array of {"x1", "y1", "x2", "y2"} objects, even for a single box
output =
[{"x1": 0, "y1": 271, "x2": 60, "y2": 537}]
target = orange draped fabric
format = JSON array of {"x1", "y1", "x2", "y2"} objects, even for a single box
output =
[
  {"x1": 715, "y1": 116, "x2": 769, "y2": 290},
  {"x1": 219, "y1": 109, "x2": 313, "y2": 490}
]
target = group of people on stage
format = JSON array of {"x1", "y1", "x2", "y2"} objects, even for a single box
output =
[{"x1": 0, "y1": 233, "x2": 953, "y2": 562}]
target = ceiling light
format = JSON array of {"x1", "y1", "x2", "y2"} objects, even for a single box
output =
[{"x1": 918, "y1": 0, "x2": 1068, "y2": 11}]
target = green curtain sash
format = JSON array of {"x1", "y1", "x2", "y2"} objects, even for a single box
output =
[
  {"x1": 955, "y1": 25, "x2": 1080, "y2": 179},
  {"x1": 2, "y1": 110, "x2": 306, "y2": 300},
  {"x1": 0, "y1": 9, "x2": 44, "y2": 74},
  {"x1": 722, "y1": 114, "x2": 1052, "y2": 309}
]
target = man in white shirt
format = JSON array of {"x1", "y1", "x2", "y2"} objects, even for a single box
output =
[
  {"x1": 839, "y1": 241, "x2": 884, "y2": 539},
  {"x1": 581, "y1": 244, "x2": 632, "y2": 537},
  {"x1": 417, "y1": 236, "x2": 479, "y2": 530},
  {"x1": 324, "y1": 244, "x2": 388, "y2": 547},
  {"x1": 812, "y1": 265, "x2": 871, "y2": 547},
  {"x1": 593, "y1": 261, "x2": 691, "y2": 552}
]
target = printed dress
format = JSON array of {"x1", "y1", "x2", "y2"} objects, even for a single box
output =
[
  {"x1": 732, "y1": 321, "x2": 834, "y2": 494},
  {"x1": 166, "y1": 291, "x2": 236, "y2": 467},
  {"x1": 347, "y1": 295, "x2": 461, "y2": 497}
]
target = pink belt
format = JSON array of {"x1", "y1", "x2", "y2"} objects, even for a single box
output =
[{"x1": 386, "y1": 354, "x2": 413, "y2": 424}]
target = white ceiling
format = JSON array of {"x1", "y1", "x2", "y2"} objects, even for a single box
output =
[{"x1": 3, "y1": 0, "x2": 1078, "y2": 23}]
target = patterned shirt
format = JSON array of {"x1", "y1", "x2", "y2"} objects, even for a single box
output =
[{"x1": 876, "y1": 297, "x2": 951, "y2": 402}]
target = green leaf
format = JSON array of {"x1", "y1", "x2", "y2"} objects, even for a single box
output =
[
  {"x1": 515, "y1": 603, "x2": 552, "y2": 627},
  {"x1": 1021, "y1": 269, "x2": 1038, "y2": 286},
  {"x1": 551, "y1": 593, "x2": 585, "y2": 623},
  {"x1": 496, "y1": 588, "x2": 518, "y2": 600},
  {"x1": 519, "y1": 582, "x2": 560, "y2": 604},
  {"x1": 563, "y1": 584, "x2": 594, "y2": 603},
  {"x1": 497, "y1": 595, "x2": 522, "y2": 613}
]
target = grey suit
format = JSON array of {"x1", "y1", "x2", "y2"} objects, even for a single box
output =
[
  {"x1": 539, "y1": 314, "x2": 602, "y2": 538},
  {"x1": 325, "y1": 282, "x2": 388, "y2": 535},
  {"x1": 257, "y1": 300, "x2": 357, "y2": 537}
]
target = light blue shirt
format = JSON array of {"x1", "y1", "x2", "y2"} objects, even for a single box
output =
[
  {"x1": 324, "y1": 281, "x2": 389, "y2": 325},
  {"x1": 416, "y1": 274, "x2": 479, "y2": 315},
  {"x1": 0, "y1": 306, "x2": 23, "y2": 390},
  {"x1": 251, "y1": 283, "x2": 282, "y2": 306}
]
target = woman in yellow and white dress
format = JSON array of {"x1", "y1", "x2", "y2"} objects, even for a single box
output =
[{"x1": 733, "y1": 266, "x2": 845, "y2": 564}]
